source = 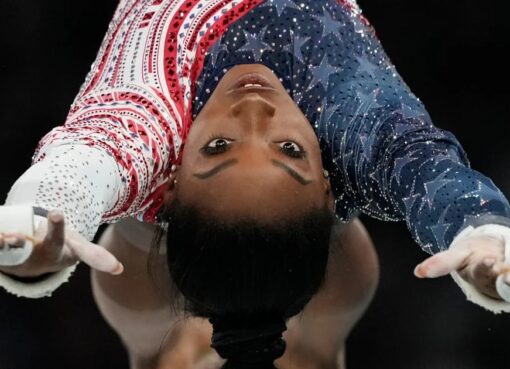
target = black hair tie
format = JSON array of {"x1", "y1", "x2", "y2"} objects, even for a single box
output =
[{"x1": 209, "y1": 316, "x2": 287, "y2": 366}]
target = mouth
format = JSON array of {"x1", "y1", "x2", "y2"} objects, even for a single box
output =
[{"x1": 226, "y1": 72, "x2": 277, "y2": 95}]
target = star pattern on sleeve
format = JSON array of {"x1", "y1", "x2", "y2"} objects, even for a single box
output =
[
  {"x1": 309, "y1": 54, "x2": 339, "y2": 90},
  {"x1": 192, "y1": 0, "x2": 510, "y2": 254},
  {"x1": 264, "y1": 0, "x2": 300, "y2": 17},
  {"x1": 311, "y1": 4, "x2": 343, "y2": 39},
  {"x1": 422, "y1": 171, "x2": 455, "y2": 211},
  {"x1": 355, "y1": 55, "x2": 378, "y2": 78},
  {"x1": 392, "y1": 150, "x2": 421, "y2": 186},
  {"x1": 284, "y1": 30, "x2": 310, "y2": 62},
  {"x1": 239, "y1": 26, "x2": 272, "y2": 61}
]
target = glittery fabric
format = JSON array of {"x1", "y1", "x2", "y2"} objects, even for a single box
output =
[
  {"x1": 31, "y1": 0, "x2": 253, "y2": 225},
  {"x1": 6, "y1": 145, "x2": 121, "y2": 241},
  {"x1": 30, "y1": 0, "x2": 510, "y2": 253},
  {"x1": 193, "y1": 0, "x2": 510, "y2": 254}
]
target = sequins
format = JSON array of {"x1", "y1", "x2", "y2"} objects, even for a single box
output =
[
  {"x1": 3, "y1": 146, "x2": 120, "y2": 241},
  {"x1": 30, "y1": 0, "x2": 510, "y2": 254},
  {"x1": 194, "y1": 0, "x2": 510, "y2": 253}
]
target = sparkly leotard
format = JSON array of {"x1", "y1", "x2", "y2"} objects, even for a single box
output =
[{"x1": 7, "y1": 0, "x2": 510, "y2": 255}]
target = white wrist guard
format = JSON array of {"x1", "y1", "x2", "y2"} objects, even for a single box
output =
[
  {"x1": 0, "y1": 205, "x2": 36, "y2": 266},
  {"x1": 0, "y1": 205, "x2": 78, "y2": 298},
  {"x1": 0, "y1": 263, "x2": 78, "y2": 298},
  {"x1": 449, "y1": 223, "x2": 510, "y2": 314}
]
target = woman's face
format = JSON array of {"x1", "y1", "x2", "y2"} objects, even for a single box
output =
[{"x1": 169, "y1": 64, "x2": 333, "y2": 221}]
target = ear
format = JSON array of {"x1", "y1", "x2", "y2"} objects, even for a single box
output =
[
  {"x1": 325, "y1": 181, "x2": 335, "y2": 214},
  {"x1": 163, "y1": 165, "x2": 179, "y2": 205},
  {"x1": 322, "y1": 169, "x2": 335, "y2": 213}
]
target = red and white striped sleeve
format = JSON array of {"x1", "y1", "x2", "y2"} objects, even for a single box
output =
[
  {"x1": 5, "y1": 0, "x2": 251, "y2": 243},
  {"x1": 5, "y1": 0, "x2": 188, "y2": 244}
]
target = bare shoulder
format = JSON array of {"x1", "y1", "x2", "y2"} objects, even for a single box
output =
[{"x1": 320, "y1": 218, "x2": 380, "y2": 313}]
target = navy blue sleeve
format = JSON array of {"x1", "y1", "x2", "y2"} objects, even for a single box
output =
[
  {"x1": 307, "y1": 1, "x2": 510, "y2": 254},
  {"x1": 192, "y1": 0, "x2": 510, "y2": 254}
]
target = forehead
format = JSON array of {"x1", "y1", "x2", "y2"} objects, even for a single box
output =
[
  {"x1": 197, "y1": 108, "x2": 310, "y2": 128},
  {"x1": 177, "y1": 163, "x2": 325, "y2": 220}
]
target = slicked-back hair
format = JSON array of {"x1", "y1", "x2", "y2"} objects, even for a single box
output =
[{"x1": 149, "y1": 198, "x2": 335, "y2": 368}]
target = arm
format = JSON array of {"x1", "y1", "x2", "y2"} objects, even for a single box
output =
[
  {"x1": 316, "y1": 2, "x2": 510, "y2": 254},
  {"x1": 0, "y1": 0, "x2": 178, "y2": 297},
  {"x1": 0, "y1": 145, "x2": 123, "y2": 298},
  {"x1": 316, "y1": 2, "x2": 510, "y2": 311},
  {"x1": 4, "y1": 145, "x2": 121, "y2": 241}
]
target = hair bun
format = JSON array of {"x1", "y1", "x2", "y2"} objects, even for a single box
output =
[{"x1": 209, "y1": 316, "x2": 287, "y2": 367}]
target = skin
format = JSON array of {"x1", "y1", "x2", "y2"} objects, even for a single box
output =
[
  {"x1": 1, "y1": 63, "x2": 510, "y2": 368},
  {"x1": 90, "y1": 216, "x2": 379, "y2": 369},
  {"x1": 165, "y1": 63, "x2": 333, "y2": 220},
  {"x1": 415, "y1": 234, "x2": 510, "y2": 299},
  {"x1": 90, "y1": 62, "x2": 379, "y2": 369},
  {"x1": 0, "y1": 63, "x2": 507, "y2": 299},
  {"x1": 165, "y1": 62, "x2": 510, "y2": 302},
  {"x1": 0, "y1": 212, "x2": 123, "y2": 277}
]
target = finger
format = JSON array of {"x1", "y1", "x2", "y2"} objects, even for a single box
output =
[
  {"x1": 414, "y1": 248, "x2": 472, "y2": 278},
  {"x1": 494, "y1": 262, "x2": 510, "y2": 276},
  {"x1": 473, "y1": 257, "x2": 498, "y2": 280},
  {"x1": 493, "y1": 262, "x2": 510, "y2": 290},
  {"x1": 492, "y1": 261, "x2": 510, "y2": 285},
  {"x1": 1, "y1": 231, "x2": 28, "y2": 248},
  {"x1": 503, "y1": 271, "x2": 510, "y2": 286},
  {"x1": 40, "y1": 211, "x2": 66, "y2": 258},
  {"x1": 457, "y1": 258, "x2": 501, "y2": 300},
  {"x1": 468, "y1": 258, "x2": 499, "y2": 290},
  {"x1": 65, "y1": 236, "x2": 124, "y2": 275}
]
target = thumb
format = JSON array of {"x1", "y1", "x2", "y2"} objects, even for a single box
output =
[
  {"x1": 65, "y1": 234, "x2": 124, "y2": 275},
  {"x1": 41, "y1": 210, "x2": 66, "y2": 260}
]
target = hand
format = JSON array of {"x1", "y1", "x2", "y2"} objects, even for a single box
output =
[
  {"x1": 0, "y1": 210, "x2": 123, "y2": 278},
  {"x1": 414, "y1": 234, "x2": 510, "y2": 300}
]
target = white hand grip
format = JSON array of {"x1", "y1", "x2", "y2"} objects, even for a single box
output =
[
  {"x1": 449, "y1": 223, "x2": 510, "y2": 313},
  {"x1": 495, "y1": 229, "x2": 510, "y2": 302},
  {"x1": 0, "y1": 205, "x2": 34, "y2": 266}
]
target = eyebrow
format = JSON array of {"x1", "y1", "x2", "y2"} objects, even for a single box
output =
[
  {"x1": 271, "y1": 159, "x2": 312, "y2": 186},
  {"x1": 193, "y1": 158, "x2": 312, "y2": 186},
  {"x1": 193, "y1": 159, "x2": 238, "y2": 179}
]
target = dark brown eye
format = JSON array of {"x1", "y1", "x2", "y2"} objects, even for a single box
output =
[
  {"x1": 280, "y1": 141, "x2": 300, "y2": 152},
  {"x1": 279, "y1": 141, "x2": 306, "y2": 159},
  {"x1": 207, "y1": 138, "x2": 231, "y2": 149},
  {"x1": 201, "y1": 138, "x2": 233, "y2": 155}
]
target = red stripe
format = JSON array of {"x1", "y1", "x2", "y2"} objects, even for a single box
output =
[
  {"x1": 162, "y1": 0, "x2": 203, "y2": 126},
  {"x1": 335, "y1": 0, "x2": 373, "y2": 30},
  {"x1": 183, "y1": 0, "x2": 264, "y2": 142},
  {"x1": 149, "y1": 86, "x2": 181, "y2": 143},
  {"x1": 71, "y1": 90, "x2": 174, "y2": 156},
  {"x1": 111, "y1": 5, "x2": 148, "y2": 86},
  {"x1": 83, "y1": 1, "x2": 139, "y2": 96},
  {"x1": 148, "y1": 0, "x2": 176, "y2": 74},
  {"x1": 139, "y1": 182, "x2": 168, "y2": 222},
  {"x1": 186, "y1": 0, "x2": 230, "y2": 51},
  {"x1": 69, "y1": 122, "x2": 142, "y2": 218}
]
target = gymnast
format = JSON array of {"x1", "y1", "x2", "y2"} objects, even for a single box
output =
[{"x1": 1, "y1": 1, "x2": 510, "y2": 369}]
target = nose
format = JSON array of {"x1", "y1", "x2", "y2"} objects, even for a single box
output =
[{"x1": 230, "y1": 93, "x2": 276, "y2": 125}]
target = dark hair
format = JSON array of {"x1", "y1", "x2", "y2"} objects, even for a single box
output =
[{"x1": 150, "y1": 199, "x2": 335, "y2": 368}]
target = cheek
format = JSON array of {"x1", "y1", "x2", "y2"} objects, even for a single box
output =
[{"x1": 175, "y1": 176, "x2": 207, "y2": 204}]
